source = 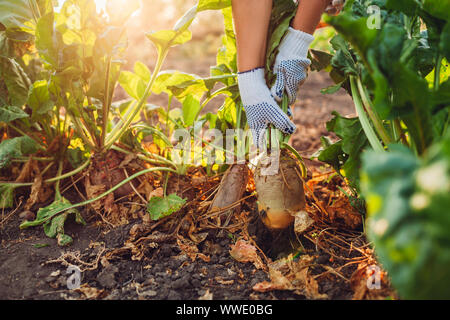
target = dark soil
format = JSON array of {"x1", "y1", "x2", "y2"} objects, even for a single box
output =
[
  {"x1": 0, "y1": 63, "x2": 361, "y2": 300},
  {"x1": 0, "y1": 206, "x2": 356, "y2": 300}
]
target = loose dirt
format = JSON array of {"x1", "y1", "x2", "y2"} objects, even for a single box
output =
[{"x1": 0, "y1": 63, "x2": 395, "y2": 300}]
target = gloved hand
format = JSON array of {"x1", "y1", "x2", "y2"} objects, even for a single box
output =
[
  {"x1": 270, "y1": 27, "x2": 314, "y2": 105},
  {"x1": 238, "y1": 68, "x2": 296, "y2": 148}
]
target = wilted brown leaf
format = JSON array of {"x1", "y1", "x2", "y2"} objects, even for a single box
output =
[
  {"x1": 253, "y1": 268, "x2": 292, "y2": 292},
  {"x1": 149, "y1": 187, "x2": 163, "y2": 198},
  {"x1": 198, "y1": 289, "x2": 213, "y2": 300},
  {"x1": 25, "y1": 175, "x2": 43, "y2": 210},
  {"x1": 119, "y1": 153, "x2": 137, "y2": 168},
  {"x1": 253, "y1": 255, "x2": 328, "y2": 299},
  {"x1": 85, "y1": 178, "x2": 106, "y2": 211},
  {"x1": 76, "y1": 283, "x2": 106, "y2": 300},
  {"x1": 137, "y1": 179, "x2": 154, "y2": 200},
  {"x1": 229, "y1": 240, "x2": 264, "y2": 270},
  {"x1": 15, "y1": 158, "x2": 35, "y2": 183}
]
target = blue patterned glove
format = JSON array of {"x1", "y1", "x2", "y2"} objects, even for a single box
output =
[
  {"x1": 271, "y1": 27, "x2": 314, "y2": 105},
  {"x1": 238, "y1": 68, "x2": 296, "y2": 148}
]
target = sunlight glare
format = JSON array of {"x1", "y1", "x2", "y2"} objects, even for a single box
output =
[{"x1": 94, "y1": 0, "x2": 107, "y2": 11}]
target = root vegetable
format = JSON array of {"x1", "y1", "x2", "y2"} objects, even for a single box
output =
[
  {"x1": 89, "y1": 150, "x2": 135, "y2": 198},
  {"x1": 254, "y1": 149, "x2": 306, "y2": 230},
  {"x1": 210, "y1": 164, "x2": 249, "y2": 215}
]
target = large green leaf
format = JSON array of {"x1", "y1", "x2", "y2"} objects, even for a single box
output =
[
  {"x1": 0, "y1": 184, "x2": 17, "y2": 209},
  {"x1": 182, "y1": 94, "x2": 201, "y2": 127},
  {"x1": 422, "y1": 0, "x2": 450, "y2": 22},
  {"x1": 325, "y1": 10, "x2": 378, "y2": 58},
  {"x1": 27, "y1": 80, "x2": 54, "y2": 117},
  {"x1": 0, "y1": 0, "x2": 44, "y2": 31},
  {"x1": 0, "y1": 105, "x2": 29, "y2": 123},
  {"x1": 441, "y1": 22, "x2": 450, "y2": 61},
  {"x1": 153, "y1": 71, "x2": 208, "y2": 102},
  {"x1": 119, "y1": 71, "x2": 146, "y2": 101},
  {"x1": 0, "y1": 56, "x2": 31, "y2": 107},
  {"x1": 386, "y1": 0, "x2": 420, "y2": 16},
  {"x1": 20, "y1": 196, "x2": 86, "y2": 246},
  {"x1": 318, "y1": 111, "x2": 370, "y2": 190},
  {"x1": 147, "y1": 193, "x2": 186, "y2": 221},
  {"x1": 147, "y1": 29, "x2": 192, "y2": 52},
  {"x1": 0, "y1": 136, "x2": 39, "y2": 169},
  {"x1": 265, "y1": 0, "x2": 297, "y2": 79},
  {"x1": 361, "y1": 138, "x2": 450, "y2": 299},
  {"x1": 35, "y1": 12, "x2": 58, "y2": 66}
]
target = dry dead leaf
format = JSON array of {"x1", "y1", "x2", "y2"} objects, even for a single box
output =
[
  {"x1": 149, "y1": 187, "x2": 163, "y2": 198},
  {"x1": 15, "y1": 158, "x2": 35, "y2": 183},
  {"x1": 253, "y1": 256, "x2": 328, "y2": 299},
  {"x1": 253, "y1": 268, "x2": 292, "y2": 292},
  {"x1": 119, "y1": 153, "x2": 137, "y2": 168},
  {"x1": 25, "y1": 175, "x2": 42, "y2": 210},
  {"x1": 294, "y1": 210, "x2": 315, "y2": 234},
  {"x1": 76, "y1": 283, "x2": 106, "y2": 300},
  {"x1": 215, "y1": 276, "x2": 234, "y2": 285},
  {"x1": 137, "y1": 179, "x2": 154, "y2": 200},
  {"x1": 189, "y1": 232, "x2": 209, "y2": 244},
  {"x1": 198, "y1": 289, "x2": 213, "y2": 300},
  {"x1": 229, "y1": 240, "x2": 264, "y2": 269},
  {"x1": 85, "y1": 178, "x2": 106, "y2": 211},
  {"x1": 104, "y1": 193, "x2": 115, "y2": 214},
  {"x1": 350, "y1": 263, "x2": 393, "y2": 300}
]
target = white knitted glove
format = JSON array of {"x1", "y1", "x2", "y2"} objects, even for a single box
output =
[
  {"x1": 270, "y1": 27, "x2": 314, "y2": 105},
  {"x1": 238, "y1": 68, "x2": 296, "y2": 148}
]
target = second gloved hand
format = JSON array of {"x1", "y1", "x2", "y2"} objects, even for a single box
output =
[
  {"x1": 238, "y1": 68, "x2": 296, "y2": 148},
  {"x1": 271, "y1": 27, "x2": 314, "y2": 105}
]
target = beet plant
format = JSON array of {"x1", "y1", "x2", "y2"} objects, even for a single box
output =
[
  {"x1": 317, "y1": 0, "x2": 450, "y2": 299},
  {"x1": 0, "y1": 0, "x2": 200, "y2": 244}
]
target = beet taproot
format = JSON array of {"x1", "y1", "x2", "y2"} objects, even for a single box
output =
[{"x1": 254, "y1": 149, "x2": 306, "y2": 230}]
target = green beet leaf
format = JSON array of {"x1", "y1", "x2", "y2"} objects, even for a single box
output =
[
  {"x1": 0, "y1": 184, "x2": 17, "y2": 209},
  {"x1": 0, "y1": 56, "x2": 31, "y2": 107},
  {"x1": 146, "y1": 29, "x2": 192, "y2": 55},
  {"x1": 182, "y1": 94, "x2": 201, "y2": 127},
  {"x1": 27, "y1": 80, "x2": 54, "y2": 118},
  {"x1": 0, "y1": 136, "x2": 39, "y2": 169},
  {"x1": 0, "y1": 105, "x2": 29, "y2": 123},
  {"x1": 361, "y1": 138, "x2": 450, "y2": 299},
  {"x1": 147, "y1": 193, "x2": 186, "y2": 221},
  {"x1": 20, "y1": 196, "x2": 86, "y2": 246}
]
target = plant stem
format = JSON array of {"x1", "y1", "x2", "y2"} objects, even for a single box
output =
[
  {"x1": 20, "y1": 167, "x2": 177, "y2": 228},
  {"x1": 350, "y1": 76, "x2": 384, "y2": 152},
  {"x1": 54, "y1": 159, "x2": 64, "y2": 199},
  {"x1": 101, "y1": 57, "x2": 112, "y2": 148},
  {"x1": 166, "y1": 93, "x2": 173, "y2": 138},
  {"x1": 434, "y1": 54, "x2": 443, "y2": 91},
  {"x1": 394, "y1": 119, "x2": 409, "y2": 146},
  {"x1": 163, "y1": 172, "x2": 170, "y2": 197},
  {"x1": 69, "y1": 115, "x2": 97, "y2": 150},
  {"x1": 11, "y1": 157, "x2": 53, "y2": 162},
  {"x1": 281, "y1": 142, "x2": 307, "y2": 178},
  {"x1": 105, "y1": 49, "x2": 169, "y2": 149},
  {"x1": 7, "y1": 123, "x2": 46, "y2": 150},
  {"x1": 356, "y1": 77, "x2": 392, "y2": 147},
  {"x1": 197, "y1": 83, "x2": 238, "y2": 119},
  {"x1": 110, "y1": 145, "x2": 177, "y2": 169},
  {"x1": 1, "y1": 159, "x2": 90, "y2": 187}
]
